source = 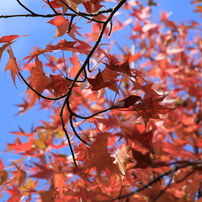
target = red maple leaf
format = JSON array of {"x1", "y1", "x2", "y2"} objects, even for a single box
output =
[
  {"x1": 88, "y1": 71, "x2": 119, "y2": 91},
  {"x1": 6, "y1": 186, "x2": 22, "y2": 202},
  {"x1": 132, "y1": 149, "x2": 153, "y2": 168},
  {"x1": 113, "y1": 95, "x2": 142, "y2": 108},
  {"x1": 46, "y1": 39, "x2": 76, "y2": 51},
  {"x1": 48, "y1": 16, "x2": 81, "y2": 39},
  {"x1": 48, "y1": 16, "x2": 69, "y2": 38},
  {"x1": 30, "y1": 163, "x2": 54, "y2": 180},
  {"x1": 46, "y1": 74, "x2": 73, "y2": 97},
  {"x1": 134, "y1": 95, "x2": 174, "y2": 125},
  {"x1": 82, "y1": 133, "x2": 115, "y2": 176},
  {"x1": 83, "y1": 0, "x2": 103, "y2": 13},
  {"x1": 29, "y1": 57, "x2": 51, "y2": 95},
  {"x1": 104, "y1": 52, "x2": 132, "y2": 76}
]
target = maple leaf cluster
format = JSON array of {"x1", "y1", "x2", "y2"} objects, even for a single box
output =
[{"x1": 0, "y1": 0, "x2": 202, "y2": 202}]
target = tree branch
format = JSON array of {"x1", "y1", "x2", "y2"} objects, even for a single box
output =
[
  {"x1": 110, "y1": 161, "x2": 202, "y2": 201},
  {"x1": 47, "y1": 0, "x2": 58, "y2": 14},
  {"x1": 16, "y1": 0, "x2": 36, "y2": 15}
]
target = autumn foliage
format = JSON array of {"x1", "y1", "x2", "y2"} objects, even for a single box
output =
[{"x1": 0, "y1": 0, "x2": 202, "y2": 201}]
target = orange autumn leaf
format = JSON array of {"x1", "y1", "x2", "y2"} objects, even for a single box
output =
[
  {"x1": 129, "y1": 51, "x2": 141, "y2": 62},
  {"x1": 4, "y1": 46, "x2": 20, "y2": 87},
  {"x1": 46, "y1": 39, "x2": 76, "y2": 51},
  {"x1": 16, "y1": 89, "x2": 38, "y2": 115},
  {"x1": 0, "y1": 42, "x2": 12, "y2": 61},
  {"x1": 6, "y1": 186, "x2": 22, "y2": 202},
  {"x1": 64, "y1": 186, "x2": 112, "y2": 201},
  {"x1": 0, "y1": 35, "x2": 27, "y2": 43},
  {"x1": 53, "y1": 173, "x2": 68, "y2": 196},
  {"x1": 113, "y1": 59, "x2": 132, "y2": 77},
  {"x1": 48, "y1": 16, "x2": 69, "y2": 38},
  {"x1": 0, "y1": 158, "x2": 8, "y2": 185},
  {"x1": 39, "y1": 184, "x2": 55, "y2": 202},
  {"x1": 23, "y1": 49, "x2": 47, "y2": 68},
  {"x1": 29, "y1": 57, "x2": 51, "y2": 95},
  {"x1": 42, "y1": 0, "x2": 61, "y2": 8},
  {"x1": 5, "y1": 136, "x2": 34, "y2": 154},
  {"x1": 101, "y1": 66, "x2": 120, "y2": 81},
  {"x1": 131, "y1": 83, "x2": 161, "y2": 98},
  {"x1": 69, "y1": 53, "x2": 81, "y2": 78},
  {"x1": 75, "y1": 143, "x2": 90, "y2": 161}
]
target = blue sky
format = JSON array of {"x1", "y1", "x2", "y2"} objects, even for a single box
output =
[{"x1": 0, "y1": 0, "x2": 201, "y2": 167}]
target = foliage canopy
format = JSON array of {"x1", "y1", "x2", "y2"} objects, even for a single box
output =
[{"x1": 0, "y1": 0, "x2": 202, "y2": 201}]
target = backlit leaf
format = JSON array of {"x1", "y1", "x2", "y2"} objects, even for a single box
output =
[
  {"x1": 4, "y1": 46, "x2": 20, "y2": 87},
  {"x1": 29, "y1": 57, "x2": 51, "y2": 95},
  {"x1": 88, "y1": 71, "x2": 119, "y2": 91},
  {"x1": 53, "y1": 173, "x2": 68, "y2": 196},
  {"x1": 46, "y1": 74, "x2": 72, "y2": 97}
]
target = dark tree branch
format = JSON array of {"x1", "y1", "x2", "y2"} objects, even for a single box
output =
[
  {"x1": 18, "y1": 71, "x2": 67, "y2": 101},
  {"x1": 60, "y1": 105, "x2": 78, "y2": 167},
  {"x1": 69, "y1": 115, "x2": 89, "y2": 145},
  {"x1": 0, "y1": 7, "x2": 112, "y2": 23},
  {"x1": 67, "y1": 15, "x2": 75, "y2": 33},
  {"x1": 64, "y1": 0, "x2": 127, "y2": 118},
  {"x1": 108, "y1": 20, "x2": 113, "y2": 36},
  {"x1": 16, "y1": 0, "x2": 37, "y2": 15},
  {"x1": 58, "y1": 0, "x2": 127, "y2": 165},
  {"x1": 47, "y1": 0, "x2": 58, "y2": 14},
  {"x1": 12, "y1": 0, "x2": 127, "y2": 166},
  {"x1": 0, "y1": 13, "x2": 75, "y2": 18},
  {"x1": 152, "y1": 166, "x2": 177, "y2": 201},
  {"x1": 59, "y1": 0, "x2": 105, "y2": 23},
  {"x1": 110, "y1": 161, "x2": 202, "y2": 201}
]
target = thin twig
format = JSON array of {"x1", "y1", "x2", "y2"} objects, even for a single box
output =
[
  {"x1": 87, "y1": 60, "x2": 91, "y2": 73},
  {"x1": 47, "y1": 0, "x2": 58, "y2": 14},
  {"x1": 58, "y1": 0, "x2": 105, "y2": 23},
  {"x1": 152, "y1": 166, "x2": 177, "y2": 201},
  {"x1": 60, "y1": 104, "x2": 78, "y2": 167},
  {"x1": 69, "y1": 115, "x2": 89, "y2": 145},
  {"x1": 16, "y1": 0, "x2": 36, "y2": 15},
  {"x1": 67, "y1": 16, "x2": 75, "y2": 33},
  {"x1": 0, "y1": 8, "x2": 112, "y2": 22},
  {"x1": 109, "y1": 161, "x2": 202, "y2": 201},
  {"x1": 65, "y1": 0, "x2": 127, "y2": 118},
  {"x1": 108, "y1": 20, "x2": 113, "y2": 36},
  {"x1": 18, "y1": 71, "x2": 66, "y2": 101},
  {"x1": 0, "y1": 13, "x2": 74, "y2": 18}
]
